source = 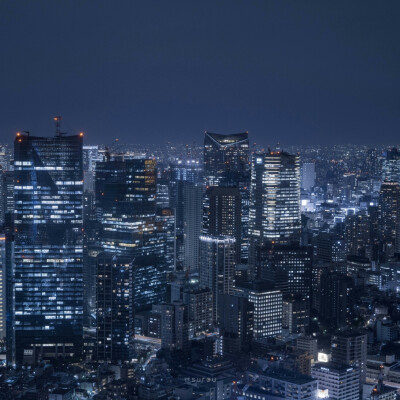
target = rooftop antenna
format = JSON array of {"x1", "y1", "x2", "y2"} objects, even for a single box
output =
[{"x1": 54, "y1": 116, "x2": 65, "y2": 137}]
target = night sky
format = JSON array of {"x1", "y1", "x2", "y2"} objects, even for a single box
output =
[{"x1": 1, "y1": 0, "x2": 399, "y2": 145}]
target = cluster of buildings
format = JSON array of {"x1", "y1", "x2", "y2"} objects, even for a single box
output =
[{"x1": 0, "y1": 124, "x2": 398, "y2": 399}]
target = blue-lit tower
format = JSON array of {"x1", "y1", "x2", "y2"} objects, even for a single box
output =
[{"x1": 14, "y1": 130, "x2": 84, "y2": 363}]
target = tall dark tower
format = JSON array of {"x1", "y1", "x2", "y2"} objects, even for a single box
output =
[
  {"x1": 14, "y1": 131, "x2": 84, "y2": 363},
  {"x1": 203, "y1": 186, "x2": 242, "y2": 262},
  {"x1": 203, "y1": 132, "x2": 250, "y2": 261},
  {"x1": 96, "y1": 253, "x2": 134, "y2": 363},
  {"x1": 203, "y1": 132, "x2": 249, "y2": 187},
  {"x1": 378, "y1": 181, "x2": 400, "y2": 255}
]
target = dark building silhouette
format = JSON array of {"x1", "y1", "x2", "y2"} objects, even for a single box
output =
[
  {"x1": 203, "y1": 132, "x2": 249, "y2": 187},
  {"x1": 378, "y1": 181, "x2": 400, "y2": 255},
  {"x1": 83, "y1": 192, "x2": 101, "y2": 328},
  {"x1": 96, "y1": 253, "x2": 134, "y2": 363},
  {"x1": 203, "y1": 131, "x2": 250, "y2": 261},
  {"x1": 319, "y1": 271, "x2": 353, "y2": 330},
  {"x1": 255, "y1": 242, "x2": 312, "y2": 300},
  {"x1": 203, "y1": 186, "x2": 242, "y2": 262},
  {"x1": 219, "y1": 293, "x2": 253, "y2": 354},
  {"x1": 199, "y1": 235, "x2": 236, "y2": 323}
]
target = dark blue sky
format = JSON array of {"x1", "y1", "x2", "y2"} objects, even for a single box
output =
[{"x1": 1, "y1": 0, "x2": 399, "y2": 145}]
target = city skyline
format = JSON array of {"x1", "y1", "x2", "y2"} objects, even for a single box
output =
[{"x1": 1, "y1": 2, "x2": 400, "y2": 399}]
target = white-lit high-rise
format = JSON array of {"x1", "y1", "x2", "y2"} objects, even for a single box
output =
[
  {"x1": 249, "y1": 151, "x2": 301, "y2": 264},
  {"x1": 233, "y1": 281, "x2": 282, "y2": 340}
]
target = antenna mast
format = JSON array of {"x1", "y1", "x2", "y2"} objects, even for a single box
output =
[{"x1": 54, "y1": 116, "x2": 62, "y2": 137}]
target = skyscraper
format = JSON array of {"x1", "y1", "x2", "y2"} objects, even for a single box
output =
[
  {"x1": 199, "y1": 235, "x2": 236, "y2": 322},
  {"x1": 169, "y1": 160, "x2": 202, "y2": 268},
  {"x1": 203, "y1": 186, "x2": 242, "y2": 262},
  {"x1": 0, "y1": 234, "x2": 6, "y2": 339},
  {"x1": 82, "y1": 192, "x2": 101, "y2": 328},
  {"x1": 249, "y1": 151, "x2": 301, "y2": 266},
  {"x1": 96, "y1": 253, "x2": 134, "y2": 363},
  {"x1": 5, "y1": 212, "x2": 14, "y2": 365},
  {"x1": 203, "y1": 131, "x2": 250, "y2": 260},
  {"x1": 382, "y1": 147, "x2": 400, "y2": 183},
  {"x1": 378, "y1": 181, "x2": 400, "y2": 254},
  {"x1": 95, "y1": 158, "x2": 158, "y2": 257},
  {"x1": 203, "y1": 132, "x2": 249, "y2": 187},
  {"x1": 14, "y1": 132, "x2": 83, "y2": 363},
  {"x1": 1, "y1": 171, "x2": 14, "y2": 227},
  {"x1": 183, "y1": 183, "x2": 203, "y2": 272}
]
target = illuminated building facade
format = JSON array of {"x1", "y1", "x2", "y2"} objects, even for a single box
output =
[
  {"x1": 249, "y1": 151, "x2": 301, "y2": 248},
  {"x1": 132, "y1": 255, "x2": 167, "y2": 311},
  {"x1": 95, "y1": 158, "x2": 159, "y2": 257},
  {"x1": 233, "y1": 281, "x2": 282, "y2": 340},
  {"x1": 14, "y1": 133, "x2": 84, "y2": 363},
  {"x1": 312, "y1": 363, "x2": 359, "y2": 400}
]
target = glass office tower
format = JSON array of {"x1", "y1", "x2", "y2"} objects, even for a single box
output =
[
  {"x1": 249, "y1": 151, "x2": 301, "y2": 253},
  {"x1": 95, "y1": 158, "x2": 158, "y2": 256},
  {"x1": 203, "y1": 131, "x2": 249, "y2": 187},
  {"x1": 14, "y1": 132, "x2": 84, "y2": 363},
  {"x1": 203, "y1": 131, "x2": 250, "y2": 261}
]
